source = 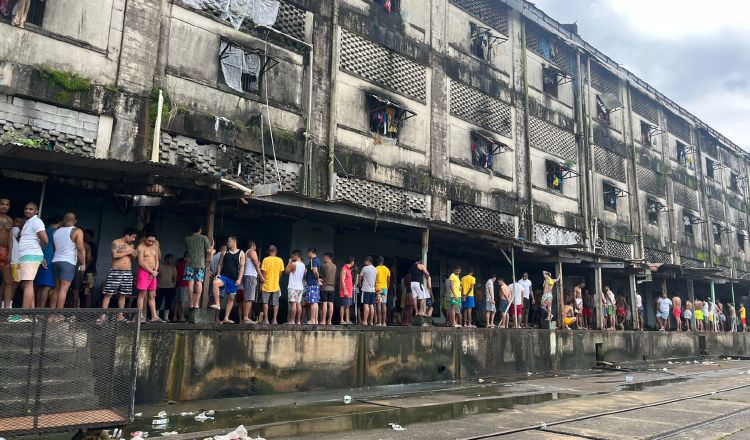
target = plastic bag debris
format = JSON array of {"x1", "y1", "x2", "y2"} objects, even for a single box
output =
[
  {"x1": 667, "y1": 361, "x2": 673, "y2": 365},
  {"x1": 134, "y1": 413, "x2": 143, "y2": 417},
  {"x1": 540, "y1": 422, "x2": 547, "y2": 430},
  {"x1": 157, "y1": 411, "x2": 168, "y2": 418},
  {"x1": 152, "y1": 417, "x2": 168, "y2": 426},
  {"x1": 478, "y1": 378, "x2": 485, "y2": 383},
  {"x1": 195, "y1": 411, "x2": 215, "y2": 422},
  {"x1": 388, "y1": 422, "x2": 406, "y2": 431},
  {"x1": 130, "y1": 432, "x2": 148, "y2": 440},
  {"x1": 343, "y1": 395, "x2": 352, "y2": 404},
  {"x1": 206, "y1": 409, "x2": 216, "y2": 416},
  {"x1": 213, "y1": 425, "x2": 250, "y2": 440},
  {"x1": 180, "y1": 412, "x2": 195, "y2": 416},
  {"x1": 625, "y1": 375, "x2": 634, "y2": 383},
  {"x1": 662, "y1": 368, "x2": 668, "y2": 372}
]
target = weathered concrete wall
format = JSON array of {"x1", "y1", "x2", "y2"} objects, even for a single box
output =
[{"x1": 135, "y1": 326, "x2": 750, "y2": 404}]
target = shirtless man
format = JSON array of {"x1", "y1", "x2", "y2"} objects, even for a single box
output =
[
  {"x1": 498, "y1": 278, "x2": 511, "y2": 329},
  {"x1": 672, "y1": 295, "x2": 683, "y2": 332},
  {"x1": 136, "y1": 233, "x2": 161, "y2": 322},
  {"x1": 562, "y1": 304, "x2": 577, "y2": 329},
  {"x1": 0, "y1": 198, "x2": 13, "y2": 308},
  {"x1": 101, "y1": 228, "x2": 138, "y2": 311},
  {"x1": 542, "y1": 270, "x2": 561, "y2": 322},
  {"x1": 573, "y1": 282, "x2": 585, "y2": 329}
]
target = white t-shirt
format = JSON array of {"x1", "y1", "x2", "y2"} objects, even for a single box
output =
[
  {"x1": 287, "y1": 261, "x2": 306, "y2": 290},
  {"x1": 518, "y1": 279, "x2": 532, "y2": 299},
  {"x1": 360, "y1": 264, "x2": 377, "y2": 292},
  {"x1": 658, "y1": 297, "x2": 672, "y2": 313},
  {"x1": 18, "y1": 215, "x2": 44, "y2": 258},
  {"x1": 485, "y1": 279, "x2": 495, "y2": 303},
  {"x1": 509, "y1": 283, "x2": 524, "y2": 305},
  {"x1": 702, "y1": 302, "x2": 709, "y2": 314},
  {"x1": 636, "y1": 294, "x2": 642, "y2": 308}
]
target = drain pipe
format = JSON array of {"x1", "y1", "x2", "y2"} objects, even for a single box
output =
[{"x1": 327, "y1": 0, "x2": 340, "y2": 200}]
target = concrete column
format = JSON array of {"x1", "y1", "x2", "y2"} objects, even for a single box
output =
[
  {"x1": 201, "y1": 191, "x2": 217, "y2": 309},
  {"x1": 556, "y1": 261, "x2": 564, "y2": 326},
  {"x1": 594, "y1": 266, "x2": 603, "y2": 329},
  {"x1": 628, "y1": 273, "x2": 637, "y2": 330},
  {"x1": 687, "y1": 278, "x2": 696, "y2": 330}
]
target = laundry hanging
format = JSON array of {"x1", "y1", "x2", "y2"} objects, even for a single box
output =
[
  {"x1": 182, "y1": 0, "x2": 279, "y2": 29},
  {"x1": 220, "y1": 41, "x2": 261, "y2": 92}
]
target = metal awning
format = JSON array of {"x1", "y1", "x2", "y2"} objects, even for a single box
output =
[
  {"x1": 472, "y1": 131, "x2": 513, "y2": 154},
  {"x1": 366, "y1": 93, "x2": 417, "y2": 120},
  {"x1": 0, "y1": 144, "x2": 220, "y2": 192},
  {"x1": 597, "y1": 93, "x2": 623, "y2": 113}
]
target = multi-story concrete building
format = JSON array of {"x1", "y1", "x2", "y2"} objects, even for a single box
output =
[{"x1": 1, "y1": 0, "x2": 747, "y2": 327}]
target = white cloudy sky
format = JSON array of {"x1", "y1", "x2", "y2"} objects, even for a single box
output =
[{"x1": 532, "y1": 0, "x2": 750, "y2": 148}]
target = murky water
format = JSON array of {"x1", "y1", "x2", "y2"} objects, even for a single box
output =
[
  {"x1": 620, "y1": 376, "x2": 690, "y2": 391},
  {"x1": 129, "y1": 391, "x2": 578, "y2": 438}
]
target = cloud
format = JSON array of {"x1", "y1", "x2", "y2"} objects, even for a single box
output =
[{"x1": 531, "y1": 0, "x2": 750, "y2": 148}]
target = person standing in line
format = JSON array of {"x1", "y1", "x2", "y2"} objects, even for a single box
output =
[
  {"x1": 672, "y1": 295, "x2": 682, "y2": 333},
  {"x1": 703, "y1": 298, "x2": 711, "y2": 332},
  {"x1": 656, "y1": 291, "x2": 672, "y2": 332},
  {"x1": 574, "y1": 285, "x2": 585, "y2": 329},
  {"x1": 156, "y1": 254, "x2": 177, "y2": 321},
  {"x1": 174, "y1": 252, "x2": 189, "y2": 322},
  {"x1": 51, "y1": 213, "x2": 85, "y2": 309},
  {"x1": 81, "y1": 229, "x2": 98, "y2": 308},
  {"x1": 184, "y1": 225, "x2": 212, "y2": 310},
  {"x1": 0, "y1": 198, "x2": 13, "y2": 308},
  {"x1": 374, "y1": 256, "x2": 390, "y2": 327},
  {"x1": 136, "y1": 233, "x2": 161, "y2": 322},
  {"x1": 727, "y1": 303, "x2": 736, "y2": 332},
  {"x1": 740, "y1": 304, "x2": 746, "y2": 332},
  {"x1": 484, "y1": 274, "x2": 496, "y2": 328},
  {"x1": 694, "y1": 300, "x2": 704, "y2": 332},
  {"x1": 541, "y1": 270, "x2": 560, "y2": 323},
  {"x1": 498, "y1": 278, "x2": 511, "y2": 329},
  {"x1": 409, "y1": 260, "x2": 432, "y2": 319},
  {"x1": 510, "y1": 280, "x2": 524, "y2": 328},
  {"x1": 604, "y1": 286, "x2": 617, "y2": 331},
  {"x1": 35, "y1": 215, "x2": 61, "y2": 308},
  {"x1": 683, "y1": 301, "x2": 693, "y2": 332},
  {"x1": 101, "y1": 228, "x2": 138, "y2": 311},
  {"x1": 284, "y1": 250, "x2": 305, "y2": 325},
  {"x1": 319, "y1": 252, "x2": 337, "y2": 325},
  {"x1": 339, "y1": 256, "x2": 355, "y2": 325},
  {"x1": 518, "y1": 272, "x2": 533, "y2": 328},
  {"x1": 211, "y1": 236, "x2": 245, "y2": 324},
  {"x1": 635, "y1": 291, "x2": 644, "y2": 331},
  {"x1": 259, "y1": 245, "x2": 284, "y2": 325},
  {"x1": 359, "y1": 256, "x2": 377, "y2": 326},
  {"x1": 305, "y1": 247, "x2": 321, "y2": 325},
  {"x1": 461, "y1": 269, "x2": 476, "y2": 328},
  {"x1": 241, "y1": 241, "x2": 263, "y2": 324},
  {"x1": 18, "y1": 203, "x2": 48, "y2": 309},
  {"x1": 447, "y1": 266, "x2": 462, "y2": 328}
]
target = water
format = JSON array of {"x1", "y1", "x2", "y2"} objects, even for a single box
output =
[
  {"x1": 620, "y1": 376, "x2": 690, "y2": 391},
  {"x1": 129, "y1": 391, "x2": 578, "y2": 438}
]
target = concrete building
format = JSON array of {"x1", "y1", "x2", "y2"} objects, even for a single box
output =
[{"x1": 1, "y1": 0, "x2": 748, "y2": 327}]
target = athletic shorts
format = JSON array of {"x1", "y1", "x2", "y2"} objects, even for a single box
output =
[
  {"x1": 52, "y1": 261, "x2": 77, "y2": 282},
  {"x1": 218, "y1": 275, "x2": 238, "y2": 297},
  {"x1": 288, "y1": 289, "x2": 303, "y2": 303},
  {"x1": 305, "y1": 284, "x2": 320, "y2": 304},
  {"x1": 485, "y1": 301, "x2": 496, "y2": 313},
  {"x1": 18, "y1": 255, "x2": 43, "y2": 281},
  {"x1": 320, "y1": 288, "x2": 335, "y2": 303},
  {"x1": 378, "y1": 288, "x2": 388, "y2": 303},
  {"x1": 499, "y1": 299, "x2": 509, "y2": 312},
  {"x1": 11, "y1": 264, "x2": 20, "y2": 283},
  {"x1": 103, "y1": 269, "x2": 133, "y2": 296},
  {"x1": 462, "y1": 296, "x2": 475, "y2": 309},
  {"x1": 183, "y1": 266, "x2": 205, "y2": 283},
  {"x1": 177, "y1": 286, "x2": 190, "y2": 303},
  {"x1": 515, "y1": 304, "x2": 523, "y2": 316},
  {"x1": 35, "y1": 261, "x2": 55, "y2": 287},
  {"x1": 242, "y1": 276, "x2": 258, "y2": 302},
  {"x1": 260, "y1": 290, "x2": 280, "y2": 306},
  {"x1": 136, "y1": 268, "x2": 157, "y2": 292},
  {"x1": 564, "y1": 317, "x2": 575, "y2": 326},
  {"x1": 582, "y1": 307, "x2": 593, "y2": 318},
  {"x1": 656, "y1": 310, "x2": 669, "y2": 320},
  {"x1": 362, "y1": 291, "x2": 375, "y2": 305},
  {"x1": 411, "y1": 282, "x2": 429, "y2": 300},
  {"x1": 340, "y1": 297, "x2": 353, "y2": 307},
  {"x1": 673, "y1": 308, "x2": 682, "y2": 320},
  {"x1": 606, "y1": 305, "x2": 615, "y2": 316},
  {"x1": 0, "y1": 247, "x2": 8, "y2": 266}
]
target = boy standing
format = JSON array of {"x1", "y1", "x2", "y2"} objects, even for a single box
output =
[
  {"x1": 211, "y1": 236, "x2": 245, "y2": 324},
  {"x1": 375, "y1": 256, "x2": 391, "y2": 326},
  {"x1": 484, "y1": 274, "x2": 496, "y2": 328},
  {"x1": 359, "y1": 256, "x2": 377, "y2": 325},
  {"x1": 319, "y1": 253, "x2": 337, "y2": 325},
  {"x1": 448, "y1": 266, "x2": 462, "y2": 328},
  {"x1": 260, "y1": 245, "x2": 284, "y2": 324},
  {"x1": 285, "y1": 250, "x2": 306, "y2": 325},
  {"x1": 461, "y1": 269, "x2": 476, "y2": 328},
  {"x1": 340, "y1": 256, "x2": 355, "y2": 324},
  {"x1": 305, "y1": 247, "x2": 321, "y2": 325}
]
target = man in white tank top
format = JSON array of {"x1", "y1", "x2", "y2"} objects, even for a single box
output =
[{"x1": 51, "y1": 213, "x2": 86, "y2": 309}]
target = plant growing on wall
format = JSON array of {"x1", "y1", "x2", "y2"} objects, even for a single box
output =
[{"x1": 36, "y1": 65, "x2": 92, "y2": 102}]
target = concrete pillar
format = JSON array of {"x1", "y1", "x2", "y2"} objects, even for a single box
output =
[
  {"x1": 556, "y1": 261, "x2": 564, "y2": 326},
  {"x1": 628, "y1": 273, "x2": 637, "y2": 330},
  {"x1": 687, "y1": 278, "x2": 696, "y2": 330},
  {"x1": 201, "y1": 191, "x2": 217, "y2": 309},
  {"x1": 594, "y1": 266, "x2": 603, "y2": 330}
]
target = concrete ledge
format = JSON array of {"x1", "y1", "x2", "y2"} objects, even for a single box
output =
[{"x1": 135, "y1": 325, "x2": 750, "y2": 404}]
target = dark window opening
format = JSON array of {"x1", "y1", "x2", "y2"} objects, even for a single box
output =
[
  {"x1": 713, "y1": 223, "x2": 722, "y2": 244},
  {"x1": 676, "y1": 142, "x2": 691, "y2": 168},
  {"x1": 738, "y1": 233, "x2": 746, "y2": 252},
  {"x1": 367, "y1": 93, "x2": 416, "y2": 140},
  {"x1": 646, "y1": 198, "x2": 659, "y2": 225},
  {"x1": 640, "y1": 121, "x2": 655, "y2": 146},
  {"x1": 470, "y1": 132, "x2": 511, "y2": 170},
  {"x1": 596, "y1": 94, "x2": 623, "y2": 125},
  {"x1": 706, "y1": 158, "x2": 715, "y2": 180},
  {"x1": 218, "y1": 41, "x2": 275, "y2": 94},
  {"x1": 603, "y1": 182, "x2": 617, "y2": 212},
  {"x1": 596, "y1": 98, "x2": 610, "y2": 124},
  {"x1": 2, "y1": 0, "x2": 45, "y2": 26},
  {"x1": 470, "y1": 23, "x2": 491, "y2": 61},
  {"x1": 546, "y1": 160, "x2": 564, "y2": 192},
  {"x1": 542, "y1": 66, "x2": 559, "y2": 98},
  {"x1": 730, "y1": 173, "x2": 740, "y2": 192},
  {"x1": 683, "y1": 213, "x2": 695, "y2": 236},
  {"x1": 372, "y1": 0, "x2": 399, "y2": 13}
]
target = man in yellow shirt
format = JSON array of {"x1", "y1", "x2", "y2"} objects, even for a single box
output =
[
  {"x1": 374, "y1": 256, "x2": 391, "y2": 327},
  {"x1": 259, "y1": 245, "x2": 284, "y2": 325},
  {"x1": 448, "y1": 266, "x2": 462, "y2": 328},
  {"x1": 461, "y1": 269, "x2": 477, "y2": 328},
  {"x1": 741, "y1": 304, "x2": 747, "y2": 332}
]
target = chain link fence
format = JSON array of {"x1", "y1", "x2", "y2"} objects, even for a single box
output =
[{"x1": 0, "y1": 308, "x2": 140, "y2": 436}]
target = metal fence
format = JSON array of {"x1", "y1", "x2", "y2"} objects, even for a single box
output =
[{"x1": 0, "y1": 309, "x2": 140, "y2": 436}]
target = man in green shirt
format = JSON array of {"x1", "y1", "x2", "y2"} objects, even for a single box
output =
[{"x1": 184, "y1": 224, "x2": 212, "y2": 309}]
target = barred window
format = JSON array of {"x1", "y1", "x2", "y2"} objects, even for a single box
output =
[
  {"x1": 712, "y1": 222, "x2": 722, "y2": 244},
  {"x1": 603, "y1": 182, "x2": 617, "y2": 212},
  {"x1": 738, "y1": 233, "x2": 746, "y2": 252},
  {"x1": 731, "y1": 172, "x2": 740, "y2": 192},
  {"x1": 683, "y1": 212, "x2": 696, "y2": 236},
  {"x1": 542, "y1": 66, "x2": 559, "y2": 98},
  {"x1": 546, "y1": 160, "x2": 564, "y2": 192},
  {"x1": 646, "y1": 197, "x2": 659, "y2": 225},
  {"x1": 706, "y1": 158, "x2": 715, "y2": 180}
]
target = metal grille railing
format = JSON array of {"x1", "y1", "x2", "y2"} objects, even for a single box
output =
[{"x1": 0, "y1": 309, "x2": 140, "y2": 436}]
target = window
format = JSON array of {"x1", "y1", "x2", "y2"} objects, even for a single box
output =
[
  {"x1": 676, "y1": 142, "x2": 692, "y2": 168},
  {"x1": 596, "y1": 94, "x2": 623, "y2": 125},
  {"x1": 470, "y1": 23, "x2": 491, "y2": 61},
  {"x1": 640, "y1": 121, "x2": 655, "y2": 146},
  {"x1": 712, "y1": 223, "x2": 722, "y2": 244},
  {"x1": 470, "y1": 132, "x2": 510, "y2": 170},
  {"x1": 367, "y1": 93, "x2": 416, "y2": 140},
  {"x1": 602, "y1": 182, "x2": 617, "y2": 212},
  {"x1": 372, "y1": 0, "x2": 399, "y2": 13},
  {"x1": 542, "y1": 66, "x2": 559, "y2": 98},
  {"x1": 546, "y1": 160, "x2": 564, "y2": 192},
  {"x1": 596, "y1": 97, "x2": 610, "y2": 124},
  {"x1": 730, "y1": 173, "x2": 740, "y2": 192},
  {"x1": 646, "y1": 198, "x2": 660, "y2": 225},
  {"x1": 683, "y1": 212, "x2": 695, "y2": 235},
  {"x1": 219, "y1": 41, "x2": 272, "y2": 94},
  {"x1": 738, "y1": 233, "x2": 746, "y2": 252},
  {"x1": 706, "y1": 158, "x2": 715, "y2": 180}
]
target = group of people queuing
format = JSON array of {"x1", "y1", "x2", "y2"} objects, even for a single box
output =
[
  {"x1": 653, "y1": 291, "x2": 746, "y2": 333},
  {"x1": 0, "y1": 199, "x2": 97, "y2": 318}
]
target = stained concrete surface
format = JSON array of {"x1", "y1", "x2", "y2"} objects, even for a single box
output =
[{"x1": 130, "y1": 359, "x2": 750, "y2": 440}]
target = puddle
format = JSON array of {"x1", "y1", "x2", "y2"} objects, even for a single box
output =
[
  {"x1": 620, "y1": 376, "x2": 690, "y2": 391},
  {"x1": 129, "y1": 392, "x2": 578, "y2": 438}
]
